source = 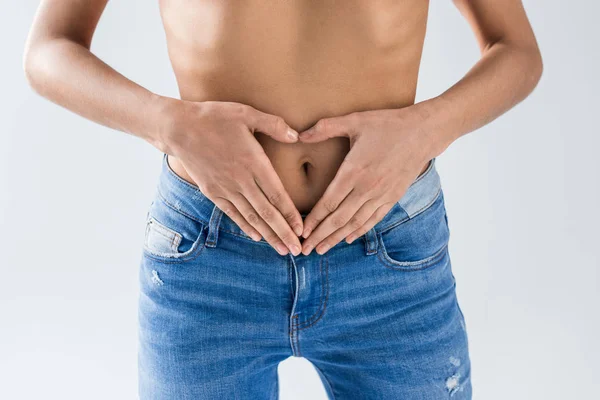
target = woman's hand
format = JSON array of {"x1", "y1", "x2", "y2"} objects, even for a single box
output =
[
  {"x1": 297, "y1": 106, "x2": 441, "y2": 255},
  {"x1": 156, "y1": 98, "x2": 304, "y2": 256}
]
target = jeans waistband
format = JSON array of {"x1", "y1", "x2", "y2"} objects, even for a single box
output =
[{"x1": 155, "y1": 153, "x2": 442, "y2": 245}]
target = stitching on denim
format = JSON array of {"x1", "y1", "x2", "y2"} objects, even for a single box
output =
[
  {"x1": 154, "y1": 192, "x2": 281, "y2": 247},
  {"x1": 290, "y1": 316, "x2": 301, "y2": 356},
  {"x1": 365, "y1": 227, "x2": 378, "y2": 255},
  {"x1": 146, "y1": 217, "x2": 183, "y2": 252},
  {"x1": 206, "y1": 208, "x2": 223, "y2": 247},
  {"x1": 142, "y1": 224, "x2": 207, "y2": 264},
  {"x1": 379, "y1": 238, "x2": 448, "y2": 268},
  {"x1": 377, "y1": 215, "x2": 410, "y2": 234},
  {"x1": 218, "y1": 229, "x2": 277, "y2": 247},
  {"x1": 377, "y1": 242, "x2": 449, "y2": 271},
  {"x1": 297, "y1": 255, "x2": 329, "y2": 331},
  {"x1": 405, "y1": 185, "x2": 443, "y2": 221},
  {"x1": 296, "y1": 257, "x2": 326, "y2": 330},
  {"x1": 143, "y1": 238, "x2": 207, "y2": 264},
  {"x1": 296, "y1": 326, "x2": 302, "y2": 357},
  {"x1": 156, "y1": 189, "x2": 210, "y2": 226},
  {"x1": 288, "y1": 257, "x2": 293, "y2": 302},
  {"x1": 158, "y1": 179, "x2": 349, "y2": 249}
]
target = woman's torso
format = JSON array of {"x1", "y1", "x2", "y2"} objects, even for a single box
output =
[{"x1": 159, "y1": 0, "x2": 430, "y2": 213}]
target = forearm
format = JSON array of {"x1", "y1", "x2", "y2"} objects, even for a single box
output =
[
  {"x1": 23, "y1": 38, "x2": 171, "y2": 152},
  {"x1": 415, "y1": 39, "x2": 543, "y2": 156}
]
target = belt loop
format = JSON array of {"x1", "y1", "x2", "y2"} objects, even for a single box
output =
[
  {"x1": 205, "y1": 205, "x2": 224, "y2": 248},
  {"x1": 363, "y1": 227, "x2": 379, "y2": 256}
]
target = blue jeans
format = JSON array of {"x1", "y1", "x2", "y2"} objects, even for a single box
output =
[{"x1": 138, "y1": 154, "x2": 472, "y2": 399}]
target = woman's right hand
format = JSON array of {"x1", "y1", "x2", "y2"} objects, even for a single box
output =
[{"x1": 154, "y1": 98, "x2": 303, "y2": 256}]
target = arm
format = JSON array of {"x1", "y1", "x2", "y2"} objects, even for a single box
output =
[
  {"x1": 415, "y1": 0, "x2": 544, "y2": 156},
  {"x1": 24, "y1": 0, "x2": 305, "y2": 256},
  {"x1": 23, "y1": 0, "x2": 167, "y2": 151},
  {"x1": 297, "y1": 0, "x2": 543, "y2": 255}
]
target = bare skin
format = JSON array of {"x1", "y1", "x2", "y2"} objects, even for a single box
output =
[{"x1": 24, "y1": 0, "x2": 542, "y2": 256}]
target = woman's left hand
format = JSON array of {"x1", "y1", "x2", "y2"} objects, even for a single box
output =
[{"x1": 298, "y1": 106, "x2": 440, "y2": 255}]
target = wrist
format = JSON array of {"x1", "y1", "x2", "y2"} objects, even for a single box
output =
[
  {"x1": 406, "y1": 97, "x2": 459, "y2": 159},
  {"x1": 149, "y1": 95, "x2": 190, "y2": 156}
]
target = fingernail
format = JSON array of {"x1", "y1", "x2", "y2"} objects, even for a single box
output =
[
  {"x1": 302, "y1": 227, "x2": 312, "y2": 238},
  {"x1": 290, "y1": 245, "x2": 301, "y2": 256},
  {"x1": 277, "y1": 243, "x2": 289, "y2": 255},
  {"x1": 302, "y1": 246, "x2": 312, "y2": 256},
  {"x1": 317, "y1": 244, "x2": 330, "y2": 255},
  {"x1": 251, "y1": 233, "x2": 262, "y2": 241},
  {"x1": 346, "y1": 236, "x2": 356, "y2": 244},
  {"x1": 287, "y1": 128, "x2": 298, "y2": 141}
]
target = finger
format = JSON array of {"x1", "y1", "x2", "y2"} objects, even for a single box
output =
[
  {"x1": 301, "y1": 169, "x2": 354, "y2": 239},
  {"x1": 212, "y1": 197, "x2": 262, "y2": 242},
  {"x1": 301, "y1": 191, "x2": 365, "y2": 255},
  {"x1": 249, "y1": 108, "x2": 298, "y2": 143},
  {"x1": 229, "y1": 193, "x2": 291, "y2": 256},
  {"x1": 253, "y1": 157, "x2": 304, "y2": 237},
  {"x1": 298, "y1": 116, "x2": 350, "y2": 143},
  {"x1": 313, "y1": 200, "x2": 380, "y2": 255},
  {"x1": 345, "y1": 202, "x2": 396, "y2": 244},
  {"x1": 243, "y1": 183, "x2": 302, "y2": 256}
]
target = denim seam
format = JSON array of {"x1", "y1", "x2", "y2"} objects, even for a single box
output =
[
  {"x1": 296, "y1": 255, "x2": 329, "y2": 331},
  {"x1": 377, "y1": 242, "x2": 449, "y2": 271},
  {"x1": 156, "y1": 190, "x2": 289, "y2": 247},
  {"x1": 156, "y1": 190, "x2": 276, "y2": 245},
  {"x1": 142, "y1": 225, "x2": 207, "y2": 264},
  {"x1": 288, "y1": 258, "x2": 294, "y2": 303},
  {"x1": 378, "y1": 186, "x2": 442, "y2": 234},
  {"x1": 146, "y1": 217, "x2": 182, "y2": 252},
  {"x1": 413, "y1": 157, "x2": 435, "y2": 185},
  {"x1": 295, "y1": 257, "x2": 326, "y2": 329},
  {"x1": 205, "y1": 208, "x2": 224, "y2": 247},
  {"x1": 290, "y1": 315, "x2": 301, "y2": 356},
  {"x1": 157, "y1": 189, "x2": 210, "y2": 226},
  {"x1": 405, "y1": 185, "x2": 443, "y2": 221},
  {"x1": 296, "y1": 325, "x2": 302, "y2": 357},
  {"x1": 142, "y1": 240, "x2": 207, "y2": 264},
  {"x1": 289, "y1": 256, "x2": 301, "y2": 357}
]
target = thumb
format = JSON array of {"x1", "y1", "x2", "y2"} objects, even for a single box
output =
[
  {"x1": 249, "y1": 109, "x2": 298, "y2": 143},
  {"x1": 298, "y1": 117, "x2": 349, "y2": 143}
]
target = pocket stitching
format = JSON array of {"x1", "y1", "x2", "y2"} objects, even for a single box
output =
[
  {"x1": 142, "y1": 218, "x2": 207, "y2": 263},
  {"x1": 143, "y1": 233, "x2": 206, "y2": 263},
  {"x1": 377, "y1": 240, "x2": 448, "y2": 271},
  {"x1": 145, "y1": 217, "x2": 183, "y2": 253},
  {"x1": 376, "y1": 193, "x2": 449, "y2": 271}
]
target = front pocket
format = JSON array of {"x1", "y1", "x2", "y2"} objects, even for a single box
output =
[
  {"x1": 142, "y1": 196, "x2": 207, "y2": 262},
  {"x1": 377, "y1": 191, "x2": 450, "y2": 271},
  {"x1": 145, "y1": 217, "x2": 183, "y2": 255}
]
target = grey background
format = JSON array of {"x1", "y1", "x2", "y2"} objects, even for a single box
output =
[{"x1": 1, "y1": 1, "x2": 598, "y2": 399}]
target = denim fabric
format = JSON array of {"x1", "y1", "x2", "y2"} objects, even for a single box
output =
[{"x1": 138, "y1": 154, "x2": 471, "y2": 399}]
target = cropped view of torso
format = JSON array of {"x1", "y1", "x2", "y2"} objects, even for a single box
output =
[{"x1": 160, "y1": 0, "x2": 431, "y2": 213}]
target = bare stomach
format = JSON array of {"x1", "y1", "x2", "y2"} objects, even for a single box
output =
[
  {"x1": 167, "y1": 126, "x2": 350, "y2": 214},
  {"x1": 159, "y1": 0, "x2": 431, "y2": 213}
]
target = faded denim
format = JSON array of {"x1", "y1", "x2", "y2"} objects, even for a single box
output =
[{"x1": 138, "y1": 153, "x2": 472, "y2": 399}]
